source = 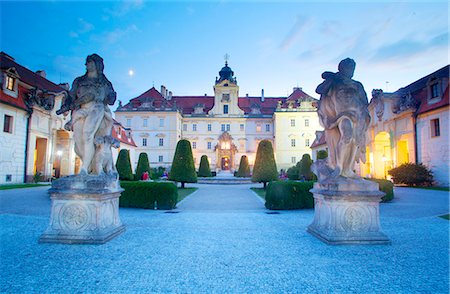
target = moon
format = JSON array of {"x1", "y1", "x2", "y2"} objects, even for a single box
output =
[{"x1": 128, "y1": 69, "x2": 134, "y2": 76}]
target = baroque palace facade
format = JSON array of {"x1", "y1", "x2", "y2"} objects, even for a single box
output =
[{"x1": 115, "y1": 62, "x2": 321, "y2": 172}]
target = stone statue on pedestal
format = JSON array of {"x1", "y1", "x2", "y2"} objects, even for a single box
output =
[
  {"x1": 40, "y1": 54, "x2": 125, "y2": 244},
  {"x1": 308, "y1": 58, "x2": 390, "y2": 245}
]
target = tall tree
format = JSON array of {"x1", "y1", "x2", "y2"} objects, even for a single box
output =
[
  {"x1": 237, "y1": 155, "x2": 251, "y2": 177},
  {"x1": 299, "y1": 153, "x2": 314, "y2": 181},
  {"x1": 252, "y1": 140, "x2": 278, "y2": 189},
  {"x1": 135, "y1": 152, "x2": 151, "y2": 180},
  {"x1": 198, "y1": 155, "x2": 212, "y2": 177},
  {"x1": 169, "y1": 140, "x2": 197, "y2": 188},
  {"x1": 116, "y1": 149, "x2": 134, "y2": 181}
]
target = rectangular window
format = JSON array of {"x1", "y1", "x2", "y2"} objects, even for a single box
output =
[
  {"x1": 6, "y1": 76, "x2": 15, "y2": 91},
  {"x1": 431, "y1": 83, "x2": 439, "y2": 98},
  {"x1": 159, "y1": 118, "x2": 164, "y2": 127},
  {"x1": 142, "y1": 138, "x2": 147, "y2": 146},
  {"x1": 126, "y1": 119, "x2": 131, "y2": 127},
  {"x1": 207, "y1": 124, "x2": 212, "y2": 131},
  {"x1": 192, "y1": 124, "x2": 197, "y2": 131},
  {"x1": 159, "y1": 138, "x2": 164, "y2": 146},
  {"x1": 158, "y1": 155, "x2": 163, "y2": 162},
  {"x1": 256, "y1": 124, "x2": 262, "y2": 132},
  {"x1": 3, "y1": 115, "x2": 13, "y2": 133},
  {"x1": 291, "y1": 157, "x2": 296, "y2": 164},
  {"x1": 192, "y1": 142, "x2": 197, "y2": 149},
  {"x1": 223, "y1": 105, "x2": 229, "y2": 114},
  {"x1": 143, "y1": 119, "x2": 148, "y2": 127},
  {"x1": 240, "y1": 124, "x2": 244, "y2": 131},
  {"x1": 207, "y1": 142, "x2": 212, "y2": 149},
  {"x1": 305, "y1": 139, "x2": 310, "y2": 147},
  {"x1": 221, "y1": 124, "x2": 225, "y2": 132},
  {"x1": 290, "y1": 119, "x2": 295, "y2": 127},
  {"x1": 183, "y1": 124, "x2": 187, "y2": 131},
  {"x1": 291, "y1": 139, "x2": 296, "y2": 147},
  {"x1": 266, "y1": 124, "x2": 270, "y2": 132},
  {"x1": 431, "y1": 118, "x2": 440, "y2": 137},
  {"x1": 226, "y1": 124, "x2": 230, "y2": 131},
  {"x1": 305, "y1": 119, "x2": 309, "y2": 127}
]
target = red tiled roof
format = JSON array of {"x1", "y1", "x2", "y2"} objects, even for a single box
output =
[
  {"x1": 282, "y1": 88, "x2": 318, "y2": 108},
  {"x1": 172, "y1": 96, "x2": 214, "y2": 114},
  {"x1": 112, "y1": 119, "x2": 137, "y2": 147},
  {"x1": 0, "y1": 52, "x2": 65, "y2": 111},
  {"x1": 416, "y1": 80, "x2": 449, "y2": 115},
  {"x1": 123, "y1": 87, "x2": 173, "y2": 109},
  {"x1": 238, "y1": 96, "x2": 284, "y2": 115},
  {"x1": 310, "y1": 132, "x2": 326, "y2": 148}
]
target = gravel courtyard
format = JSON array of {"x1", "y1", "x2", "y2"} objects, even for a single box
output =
[{"x1": 0, "y1": 184, "x2": 448, "y2": 293}]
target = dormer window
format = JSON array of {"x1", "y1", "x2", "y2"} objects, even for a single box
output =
[
  {"x1": 431, "y1": 83, "x2": 439, "y2": 98},
  {"x1": 6, "y1": 76, "x2": 15, "y2": 91},
  {"x1": 427, "y1": 77, "x2": 442, "y2": 104}
]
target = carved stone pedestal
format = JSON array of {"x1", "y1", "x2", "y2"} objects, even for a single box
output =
[
  {"x1": 307, "y1": 179, "x2": 390, "y2": 245},
  {"x1": 39, "y1": 174, "x2": 125, "y2": 244}
]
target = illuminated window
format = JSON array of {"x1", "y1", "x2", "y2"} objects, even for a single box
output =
[
  {"x1": 221, "y1": 142, "x2": 230, "y2": 149},
  {"x1": 431, "y1": 119, "x2": 440, "y2": 137},
  {"x1": 291, "y1": 139, "x2": 296, "y2": 147},
  {"x1": 159, "y1": 138, "x2": 164, "y2": 146},
  {"x1": 142, "y1": 138, "x2": 147, "y2": 146},
  {"x1": 3, "y1": 115, "x2": 13, "y2": 133},
  {"x1": 6, "y1": 76, "x2": 15, "y2": 91},
  {"x1": 256, "y1": 124, "x2": 262, "y2": 132},
  {"x1": 207, "y1": 124, "x2": 212, "y2": 131}
]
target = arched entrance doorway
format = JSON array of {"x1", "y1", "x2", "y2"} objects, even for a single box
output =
[
  {"x1": 216, "y1": 132, "x2": 237, "y2": 171},
  {"x1": 373, "y1": 132, "x2": 392, "y2": 179}
]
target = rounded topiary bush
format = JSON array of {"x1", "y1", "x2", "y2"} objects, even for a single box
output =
[
  {"x1": 265, "y1": 181, "x2": 314, "y2": 210},
  {"x1": 198, "y1": 155, "x2": 212, "y2": 177},
  {"x1": 286, "y1": 165, "x2": 299, "y2": 180},
  {"x1": 169, "y1": 139, "x2": 197, "y2": 188},
  {"x1": 135, "y1": 152, "x2": 150, "y2": 180},
  {"x1": 116, "y1": 149, "x2": 134, "y2": 181},
  {"x1": 388, "y1": 163, "x2": 433, "y2": 186},
  {"x1": 237, "y1": 155, "x2": 251, "y2": 177},
  {"x1": 252, "y1": 140, "x2": 278, "y2": 188}
]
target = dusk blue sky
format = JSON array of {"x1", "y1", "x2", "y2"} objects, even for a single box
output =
[{"x1": 1, "y1": 1, "x2": 448, "y2": 107}]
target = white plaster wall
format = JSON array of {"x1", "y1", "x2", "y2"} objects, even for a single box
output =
[
  {"x1": 416, "y1": 107, "x2": 449, "y2": 186},
  {"x1": 0, "y1": 104, "x2": 28, "y2": 183}
]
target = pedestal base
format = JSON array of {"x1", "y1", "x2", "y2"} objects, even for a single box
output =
[
  {"x1": 307, "y1": 179, "x2": 390, "y2": 245},
  {"x1": 40, "y1": 174, "x2": 125, "y2": 244}
]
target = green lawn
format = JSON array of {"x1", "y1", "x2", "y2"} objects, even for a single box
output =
[
  {"x1": 0, "y1": 183, "x2": 51, "y2": 190},
  {"x1": 250, "y1": 187, "x2": 266, "y2": 200},
  {"x1": 439, "y1": 214, "x2": 449, "y2": 220},
  {"x1": 177, "y1": 187, "x2": 198, "y2": 202}
]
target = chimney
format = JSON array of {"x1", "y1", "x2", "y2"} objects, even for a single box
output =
[
  {"x1": 204, "y1": 93, "x2": 207, "y2": 96},
  {"x1": 58, "y1": 83, "x2": 70, "y2": 91},
  {"x1": 36, "y1": 70, "x2": 46, "y2": 78},
  {"x1": 168, "y1": 91, "x2": 172, "y2": 100},
  {"x1": 293, "y1": 87, "x2": 302, "y2": 92},
  {"x1": 165, "y1": 89, "x2": 168, "y2": 99},
  {"x1": 261, "y1": 89, "x2": 265, "y2": 102},
  {"x1": 161, "y1": 85, "x2": 166, "y2": 98},
  {"x1": 246, "y1": 93, "x2": 249, "y2": 98}
]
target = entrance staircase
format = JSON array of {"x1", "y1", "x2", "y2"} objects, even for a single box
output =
[{"x1": 197, "y1": 170, "x2": 252, "y2": 185}]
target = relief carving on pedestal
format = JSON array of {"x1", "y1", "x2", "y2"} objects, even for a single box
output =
[
  {"x1": 61, "y1": 204, "x2": 89, "y2": 230},
  {"x1": 343, "y1": 206, "x2": 369, "y2": 232}
]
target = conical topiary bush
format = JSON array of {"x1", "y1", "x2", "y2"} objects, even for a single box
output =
[
  {"x1": 252, "y1": 140, "x2": 278, "y2": 188},
  {"x1": 198, "y1": 155, "x2": 212, "y2": 177},
  {"x1": 169, "y1": 139, "x2": 197, "y2": 188},
  {"x1": 237, "y1": 155, "x2": 251, "y2": 177},
  {"x1": 116, "y1": 149, "x2": 134, "y2": 181},
  {"x1": 299, "y1": 153, "x2": 314, "y2": 181},
  {"x1": 135, "y1": 152, "x2": 151, "y2": 180}
]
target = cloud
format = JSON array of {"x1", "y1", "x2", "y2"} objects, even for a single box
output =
[
  {"x1": 103, "y1": 0, "x2": 144, "y2": 18},
  {"x1": 280, "y1": 15, "x2": 312, "y2": 52},
  {"x1": 371, "y1": 32, "x2": 448, "y2": 62},
  {"x1": 92, "y1": 24, "x2": 139, "y2": 45},
  {"x1": 69, "y1": 18, "x2": 94, "y2": 38}
]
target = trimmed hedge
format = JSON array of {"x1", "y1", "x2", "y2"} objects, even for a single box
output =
[
  {"x1": 252, "y1": 140, "x2": 278, "y2": 188},
  {"x1": 169, "y1": 139, "x2": 197, "y2": 188},
  {"x1": 388, "y1": 163, "x2": 433, "y2": 186},
  {"x1": 265, "y1": 181, "x2": 314, "y2": 210},
  {"x1": 367, "y1": 178, "x2": 394, "y2": 202},
  {"x1": 236, "y1": 155, "x2": 251, "y2": 177},
  {"x1": 119, "y1": 181, "x2": 178, "y2": 209},
  {"x1": 198, "y1": 155, "x2": 212, "y2": 177}
]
